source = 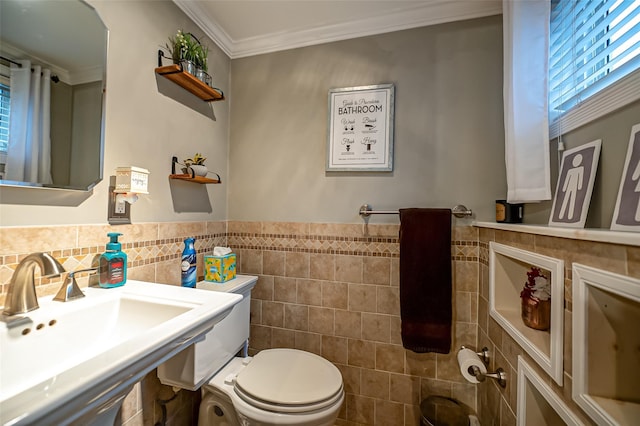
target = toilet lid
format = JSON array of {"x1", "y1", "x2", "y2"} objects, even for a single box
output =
[{"x1": 234, "y1": 349, "x2": 343, "y2": 409}]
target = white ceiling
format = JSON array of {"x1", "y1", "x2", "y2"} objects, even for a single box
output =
[{"x1": 173, "y1": 0, "x2": 503, "y2": 59}]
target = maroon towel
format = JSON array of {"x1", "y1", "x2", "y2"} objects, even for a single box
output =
[{"x1": 399, "y1": 208, "x2": 452, "y2": 354}]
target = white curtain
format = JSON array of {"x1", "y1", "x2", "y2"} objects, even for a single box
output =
[
  {"x1": 6, "y1": 60, "x2": 52, "y2": 184},
  {"x1": 503, "y1": 0, "x2": 551, "y2": 203}
]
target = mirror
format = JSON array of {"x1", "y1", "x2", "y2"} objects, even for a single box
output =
[{"x1": 0, "y1": 0, "x2": 107, "y2": 191}]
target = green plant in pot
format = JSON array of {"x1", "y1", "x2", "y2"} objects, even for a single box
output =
[
  {"x1": 166, "y1": 30, "x2": 199, "y2": 74},
  {"x1": 183, "y1": 153, "x2": 208, "y2": 177}
]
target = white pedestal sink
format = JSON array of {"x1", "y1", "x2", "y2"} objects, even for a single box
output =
[{"x1": 0, "y1": 280, "x2": 242, "y2": 425}]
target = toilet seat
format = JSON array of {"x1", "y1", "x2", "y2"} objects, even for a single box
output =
[{"x1": 233, "y1": 349, "x2": 343, "y2": 414}]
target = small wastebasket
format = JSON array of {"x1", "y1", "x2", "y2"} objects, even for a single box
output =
[{"x1": 420, "y1": 396, "x2": 469, "y2": 426}]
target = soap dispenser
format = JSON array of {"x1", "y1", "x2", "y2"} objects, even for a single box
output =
[{"x1": 99, "y1": 232, "x2": 127, "y2": 288}]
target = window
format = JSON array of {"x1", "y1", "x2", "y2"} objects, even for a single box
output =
[
  {"x1": 0, "y1": 81, "x2": 8, "y2": 153},
  {"x1": 0, "y1": 80, "x2": 8, "y2": 179},
  {"x1": 548, "y1": 0, "x2": 640, "y2": 137}
]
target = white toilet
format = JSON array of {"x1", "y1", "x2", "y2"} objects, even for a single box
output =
[{"x1": 157, "y1": 275, "x2": 344, "y2": 426}]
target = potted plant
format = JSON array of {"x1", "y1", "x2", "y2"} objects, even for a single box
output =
[
  {"x1": 166, "y1": 30, "x2": 199, "y2": 75},
  {"x1": 520, "y1": 266, "x2": 551, "y2": 330},
  {"x1": 183, "y1": 153, "x2": 208, "y2": 177}
]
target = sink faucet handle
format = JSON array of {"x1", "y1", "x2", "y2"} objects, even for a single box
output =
[{"x1": 53, "y1": 267, "x2": 97, "y2": 302}]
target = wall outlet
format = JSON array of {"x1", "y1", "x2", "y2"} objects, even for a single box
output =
[{"x1": 108, "y1": 185, "x2": 131, "y2": 225}]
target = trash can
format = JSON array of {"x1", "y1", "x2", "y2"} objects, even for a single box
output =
[{"x1": 420, "y1": 396, "x2": 469, "y2": 426}]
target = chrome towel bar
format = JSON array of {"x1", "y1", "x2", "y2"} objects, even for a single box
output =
[{"x1": 359, "y1": 204, "x2": 472, "y2": 218}]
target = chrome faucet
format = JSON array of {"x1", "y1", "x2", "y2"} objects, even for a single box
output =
[{"x1": 3, "y1": 252, "x2": 66, "y2": 316}]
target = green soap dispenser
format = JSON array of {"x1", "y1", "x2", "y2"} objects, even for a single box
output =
[{"x1": 99, "y1": 232, "x2": 127, "y2": 288}]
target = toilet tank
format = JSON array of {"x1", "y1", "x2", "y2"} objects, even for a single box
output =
[{"x1": 157, "y1": 275, "x2": 258, "y2": 390}]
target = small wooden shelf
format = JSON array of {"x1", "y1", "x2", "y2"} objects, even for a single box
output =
[
  {"x1": 155, "y1": 64, "x2": 224, "y2": 102},
  {"x1": 169, "y1": 174, "x2": 220, "y2": 184}
]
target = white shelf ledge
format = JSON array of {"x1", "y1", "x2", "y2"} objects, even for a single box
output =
[
  {"x1": 474, "y1": 221, "x2": 640, "y2": 247},
  {"x1": 489, "y1": 242, "x2": 565, "y2": 385}
]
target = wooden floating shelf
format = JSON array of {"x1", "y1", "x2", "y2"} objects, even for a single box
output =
[
  {"x1": 169, "y1": 174, "x2": 221, "y2": 184},
  {"x1": 155, "y1": 64, "x2": 224, "y2": 102}
]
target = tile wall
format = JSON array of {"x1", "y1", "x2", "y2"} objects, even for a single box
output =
[
  {"x1": 228, "y1": 221, "x2": 480, "y2": 425},
  {"x1": 2, "y1": 221, "x2": 637, "y2": 425},
  {"x1": 476, "y1": 228, "x2": 639, "y2": 426}
]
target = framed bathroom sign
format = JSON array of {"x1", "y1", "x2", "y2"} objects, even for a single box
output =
[
  {"x1": 610, "y1": 123, "x2": 640, "y2": 232},
  {"x1": 548, "y1": 139, "x2": 601, "y2": 228},
  {"x1": 326, "y1": 84, "x2": 394, "y2": 171}
]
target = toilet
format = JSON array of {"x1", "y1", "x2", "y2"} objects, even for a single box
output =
[{"x1": 157, "y1": 275, "x2": 344, "y2": 426}]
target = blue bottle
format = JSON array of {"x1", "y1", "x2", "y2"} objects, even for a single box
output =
[
  {"x1": 99, "y1": 232, "x2": 127, "y2": 288},
  {"x1": 181, "y1": 237, "x2": 197, "y2": 288}
]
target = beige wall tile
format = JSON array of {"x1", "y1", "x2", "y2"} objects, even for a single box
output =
[
  {"x1": 363, "y1": 257, "x2": 391, "y2": 285},
  {"x1": 227, "y1": 221, "x2": 261, "y2": 234},
  {"x1": 455, "y1": 261, "x2": 478, "y2": 292},
  {"x1": 361, "y1": 369, "x2": 390, "y2": 399},
  {"x1": 348, "y1": 283, "x2": 377, "y2": 313},
  {"x1": 250, "y1": 299, "x2": 262, "y2": 324},
  {"x1": 262, "y1": 221, "x2": 309, "y2": 235},
  {"x1": 262, "y1": 250, "x2": 285, "y2": 276},
  {"x1": 249, "y1": 325, "x2": 272, "y2": 351},
  {"x1": 294, "y1": 331, "x2": 321, "y2": 354},
  {"x1": 239, "y1": 249, "x2": 262, "y2": 274},
  {"x1": 405, "y1": 350, "x2": 437, "y2": 378},
  {"x1": 455, "y1": 291, "x2": 472, "y2": 323},
  {"x1": 375, "y1": 343, "x2": 405, "y2": 373},
  {"x1": 335, "y1": 255, "x2": 363, "y2": 283},
  {"x1": 337, "y1": 364, "x2": 361, "y2": 395},
  {"x1": 272, "y1": 328, "x2": 295, "y2": 348},
  {"x1": 364, "y1": 223, "x2": 399, "y2": 238},
  {"x1": 309, "y1": 306, "x2": 335, "y2": 335},
  {"x1": 252, "y1": 275, "x2": 274, "y2": 300},
  {"x1": 420, "y1": 377, "x2": 453, "y2": 399},
  {"x1": 310, "y1": 253, "x2": 335, "y2": 281},
  {"x1": 284, "y1": 304, "x2": 308, "y2": 331},
  {"x1": 0, "y1": 225, "x2": 78, "y2": 255},
  {"x1": 128, "y1": 264, "x2": 155, "y2": 282},
  {"x1": 453, "y1": 226, "x2": 478, "y2": 241},
  {"x1": 335, "y1": 310, "x2": 362, "y2": 339},
  {"x1": 297, "y1": 278, "x2": 322, "y2": 306},
  {"x1": 628, "y1": 246, "x2": 640, "y2": 278},
  {"x1": 346, "y1": 394, "x2": 375, "y2": 425},
  {"x1": 322, "y1": 281, "x2": 348, "y2": 309},
  {"x1": 389, "y1": 373, "x2": 420, "y2": 404},
  {"x1": 79, "y1": 223, "x2": 159, "y2": 248},
  {"x1": 158, "y1": 222, "x2": 206, "y2": 239},
  {"x1": 206, "y1": 221, "x2": 226, "y2": 235},
  {"x1": 155, "y1": 259, "x2": 180, "y2": 285},
  {"x1": 309, "y1": 223, "x2": 363, "y2": 237},
  {"x1": 377, "y1": 286, "x2": 400, "y2": 315},
  {"x1": 273, "y1": 276, "x2": 296, "y2": 302},
  {"x1": 374, "y1": 399, "x2": 404, "y2": 426},
  {"x1": 348, "y1": 339, "x2": 376, "y2": 368},
  {"x1": 362, "y1": 313, "x2": 391, "y2": 342},
  {"x1": 321, "y1": 335, "x2": 348, "y2": 364},
  {"x1": 262, "y1": 301, "x2": 285, "y2": 327},
  {"x1": 285, "y1": 252, "x2": 309, "y2": 278}
]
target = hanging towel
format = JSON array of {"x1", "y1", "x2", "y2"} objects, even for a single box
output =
[{"x1": 399, "y1": 208, "x2": 452, "y2": 354}]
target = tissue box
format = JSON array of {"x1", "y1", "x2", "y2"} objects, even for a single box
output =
[{"x1": 204, "y1": 253, "x2": 236, "y2": 283}]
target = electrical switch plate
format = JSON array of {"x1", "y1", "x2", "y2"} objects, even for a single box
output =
[{"x1": 108, "y1": 185, "x2": 131, "y2": 225}]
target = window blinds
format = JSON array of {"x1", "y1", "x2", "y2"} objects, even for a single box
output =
[
  {"x1": 549, "y1": 0, "x2": 640, "y2": 124},
  {"x1": 0, "y1": 82, "x2": 9, "y2": 153}
]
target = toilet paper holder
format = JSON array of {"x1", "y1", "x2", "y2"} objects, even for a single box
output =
[{"x1": 460, "y1": 346, "x2": 507, "y2": 388}]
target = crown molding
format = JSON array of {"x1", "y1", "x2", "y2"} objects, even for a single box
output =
[{"x1": 174, "y1": 1, "x2": 502, "y2": 59}]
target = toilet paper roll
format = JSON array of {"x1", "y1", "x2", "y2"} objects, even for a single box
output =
[{"x1": 457, "y1": 348, "x2": 487, "y2": 384}]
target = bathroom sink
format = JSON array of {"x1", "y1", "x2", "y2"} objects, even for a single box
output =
[{"x1": 0, "y1": 280, "x2": 242, "y2": 425}]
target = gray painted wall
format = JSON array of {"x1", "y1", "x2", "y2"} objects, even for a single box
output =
[{"x1": 228, "y1": 16, "x2": 506, "y2": 224}]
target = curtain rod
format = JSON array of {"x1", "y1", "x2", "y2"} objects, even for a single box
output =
[{"x1": 0, "y1": 55, "x2": 60, "y2": 83}]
